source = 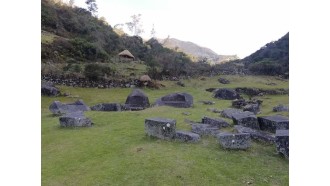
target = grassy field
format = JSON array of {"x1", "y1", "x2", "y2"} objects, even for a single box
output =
[{"x1": 42, "y1": 75, "x2": 289, "y2": 185}]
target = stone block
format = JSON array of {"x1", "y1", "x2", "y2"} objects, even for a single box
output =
[
  {"x1": 145, "y1": 118, "x2": 176, "y2": 140},
  {"x1": 175, "y1": 130, "x2": 200, "y2": 143},
  {"x1": 217, "y1": 133, "x2": 251, "y2": 149},
  {"x1": 258, "y1": 115, "x2": 289, "y2": 133},
  {"x1": 275, "y1": 130, "x2": 289, "y2": 158}
]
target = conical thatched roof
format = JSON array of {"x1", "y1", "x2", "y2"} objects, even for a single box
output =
[
  {"x1": 140, "y1": 75, "x2": 151, "y2": 82},
  {"x1": 118, "y1": 49, "x2": 135, "y2": 59}
]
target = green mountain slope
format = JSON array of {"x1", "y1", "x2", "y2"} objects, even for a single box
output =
[{"x1": 242, "y1": 33, "x2": 289, "y2": 76}]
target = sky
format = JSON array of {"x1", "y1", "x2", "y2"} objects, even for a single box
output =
[{"x1": 71, "y1": 0, "x2": 289, "y2": 58}]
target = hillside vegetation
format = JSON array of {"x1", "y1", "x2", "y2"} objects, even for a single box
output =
[
  {"x1": 41, "y1": 0, "x2": 212, "y2": 80},
  {"x1": 41, "y1": 0, "x2": 289, "y2": 82}
]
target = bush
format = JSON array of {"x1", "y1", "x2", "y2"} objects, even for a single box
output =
[
  {"x1": 248, "y1": 60, "x2": 283, "y2": 75},
  {"x1": 84, "y1": 63, "x2": 115, "y2": 81}
]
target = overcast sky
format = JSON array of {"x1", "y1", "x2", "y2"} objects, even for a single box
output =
[{"x1": 71, "y1": 0, "x2": 289, "y2": 58}]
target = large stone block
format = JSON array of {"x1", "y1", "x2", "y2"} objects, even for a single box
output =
[
  {"x1": 145, "y1": 118, "x2": 176, "y2": 140},
  {"x1": 213, "y1": 88, "x2": 241, "y2": 100},
  {"x1": 41, "y1": 81, "x2": 60, "y2": 96},
  {"x1": 155, "y1": 92, "x2": 193, "y2": 108},
  {"x1": 273, "y1": 104, "x2": 289, "y2": 112},
  {"x1": 258, "y1": 115, "x2": 289, "y2": 133},
  {"x1": 232, "y1": 112, "x2": 259, "y2": 130},
  {"x1": 275, "y1": 130, "x2": 289, "y2": 158},
  {"x1": 217, "y1": 133, "x2": 251, "y2": 150},
  {"x1": 91, "y1": 103, "x2": 121, "y2": 111},
  {"x1": 59, "y1": 112, "x2": 92, "y2": 127},
  {"x1": 175, "y1": 130, "x2": 200, "y2": 143},
  {"x1": 125, "y1": 89, "x2": 150, "y2": 110},
  {"x1": 201, "y1": 116, "x2": 229, "y2": 128},
  {"x1": 191, "y1": 124, "x2": 220, "y2": 136},
  {"x1": 234, "y1": 125, "x2": 275, "y2": 143},
  {"x1": 49, "y1": 100, "x2": 90, "y2": 115},
  {"x1": 220, "y1": 108, "x2": 254, "y2": 119}
]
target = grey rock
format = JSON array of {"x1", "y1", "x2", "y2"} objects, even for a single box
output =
[
  {"x1": 90, "y1": 103, "x2": 121, "y2": 111},
  {"x1": 273, "y1": 104, "x2": 289, "y2": 112},
  {"x1": 201, "y1": 116, "x2": 229, "y2": 128},
  {"x1": 218, "y1": 78, "x2": 230, "y2": 84},
  {"x1": 155, "y1": 92, "x2": 193, "y2": 108},
  {"x1": 49, "y1": 100, "x2": 90, "y2": 115},
  {"x1": 232, "y1": 112, "x2": 259, "y2": 130},
  {"x1": 125, "y1": 89, "x2": 150, "y2": 110},
  {"x1": 234, "y1": 125, "x2": 275, "y2": 143},
  {"x1": 191, "y1": 124, "x2": 221, "y2": 136},
  {"x1": 41, "y1": 81, "x2": 60, "y2": 96},
  {"x1": 232, "y1": 99, "x2": 247, "y2": 108},
  {"x1": 59, "y1": 112, "x2": 92, "y2": 127},
  {"x1": 243, "y1": 104, "x2": 260, "y2": 114},
  {"x1": 275, "y1": 130, "x2": 289, "y2": 158},
  {"x1": 221, "y1": 108, "x2": 254, "y2": 119},
  {"x1": 145, "y1": 118, "x2": 176, "y2": 140},
  {"x1": 258, "y1": 115, "x2": 289, "y2": 133},
  {"x1": 217, "y1": 133, "x2": 251, "y2": 149},
  {"x1": 175, "y1": 130, "x2": 200, "y2": 142},
  {"x1": 213, "y1": 88, "x2": 241, "y2": 100}
]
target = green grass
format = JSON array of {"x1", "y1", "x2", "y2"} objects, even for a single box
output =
[
  {"x1": 42, "y1": 75, "x2": 289, "y2": 185},
  {"x1": 41, "y1": 31, "x2": 59, "y2": 44}
]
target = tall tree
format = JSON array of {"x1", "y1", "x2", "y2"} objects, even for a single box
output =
[
  {"x1": 69, "y1": 0, "x2": 75, "y2": 7},
  {"x1": 85, "y1": 0, "x2": 98, "y2": 16},
  {"x1": 125, "y1": 14, "x2": 144, "y2": 36},
  {"x1": 150, "y1": 24, "x2": 156, "y2": 38}
]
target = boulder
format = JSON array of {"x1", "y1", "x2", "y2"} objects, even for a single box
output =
[
  {"x1": 232, "y1": 112, "x2": 259, "y2": 130},
  {"x1": 191, "y1": 124, "x2": 221, "y2": 136},
  {"x1": 49, "y1": 100, "x2": 90, "y2": 115},
  {"x1": 258, "y1": 115, "x2": 289, "y2": 133},
  {"x1": 218, "y1": 78, "x2": 230, "y2": 84},
  {"x1": 145, "y1": 118, "x2": 176, "y2": 140},
  {"x1": 201, "y1": 116, "x2": 229, "y2": 128},
  {"x1": 90, "y1": 103, "x2": 121, "y2": 111},
  {"x1": 232, "y1": 99, "x2": 247, "y2": 108},
  {"x1": 275, "y1": 130, "x2": 289, "y2": 158},
  {"x1": 234, "y1": 125, "x2": 275, "y2": 143},
  {"x1": 155, "y1": 92, "x2": 193, "y2": 108},
  {"x1": 175, "y1": 130, "x2": 200, "y2": 143},
  {"x1": 217, "y1": 133, "x2": 251, "y2": 150},
  {"x1": 125, "y1": 89, "x2": 150, "y2": 110},
  {"x1": 243, "y1": 104, "x2": 260, "y2": 114},
  {"x1": 273, "y1": 104, "x2": 289, "y2": 112},
  {"x1": 59, "y1": 112, "x2": 92, "y2": 127},
  {"x1": 41, "y1": 81, "x2": 60, "y2": 96},
  {"x1": 213, "y1": 88, "x2": 241, "y2": 100},
  {"x1": 220, "y1": 108, "x2": 254, "y2": 119}
]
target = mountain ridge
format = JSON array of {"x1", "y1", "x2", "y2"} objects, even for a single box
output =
[{"x1": 158, "y1": 37, "x2": 239, "y2": 64}]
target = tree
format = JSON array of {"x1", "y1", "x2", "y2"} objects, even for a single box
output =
[
  {"x1": 69, "y1": 0, "x2": 74, "y2": 7},
  {"x1": 150, "y1": 24, "x2": 156, "y2": 38},
  {"x1": 85, "y1": 0, "x2": 98, "y2": 16},
  {"x1": 125, "y1": 14, "x2": 144, "y2": 36}
]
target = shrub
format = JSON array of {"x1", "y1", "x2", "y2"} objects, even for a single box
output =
[{"x1": 84, "y1": 63, "x2": 115, "y2": 81}]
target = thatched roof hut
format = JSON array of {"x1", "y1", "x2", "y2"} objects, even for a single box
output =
[
  {"x1": 140, "y1": 75, "x2": 151, "y2": 82},
  {"x1": 118, "y1": 49, "x2": 135, "y2": 60}
]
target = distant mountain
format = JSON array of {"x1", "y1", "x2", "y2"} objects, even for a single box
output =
[
  {"x1": 242, "y1": 33, "x2": 289, "y2": 76},
  {"x1": 158, "y1": 38, "x2": 239, "y2": 64}
]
